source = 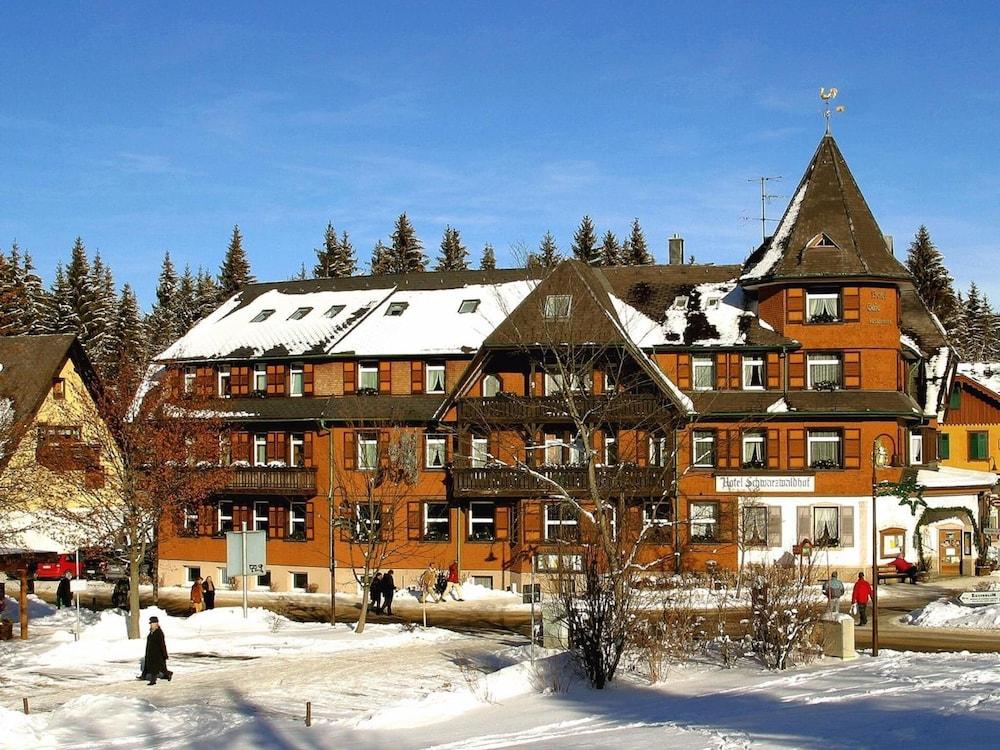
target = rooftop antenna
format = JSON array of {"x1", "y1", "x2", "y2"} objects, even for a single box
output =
[
  {"x1": 748, "y1": 176, "x2": 782, "y2": 244},
  {"x1": 820, "y1": 87, "x2": 846, "y2": 135}
]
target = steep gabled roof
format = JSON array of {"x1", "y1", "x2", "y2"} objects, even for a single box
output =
[{"x1": 741, "y1": 135, "x2": 911, "y2": 285}]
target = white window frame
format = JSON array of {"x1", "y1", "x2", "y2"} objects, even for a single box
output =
[
  {"x1": 183, "y1": 506, "x2": 198, "y2": 533},
  {"x1": 425, "y1": 364, "x2": 446, "y2": 394},
  {"x1": 423, "y1": 501, "x2": 450, "y2": 541},
  {"x1": 290, "y1": 572, "x2": 308, "y2": 592},
  {"x1": 909, "y1": 431, "x2": 923, "y2": 465},
  {"x1": 357, "y1": 433, "x2": 378, "y2": 471},
  {"x1": 569, "y1": 434, "x2": 587, "y2": 465},
  {"x1": 458, "y1": 299, "x2": 480, "y2": 314},
  {"x1": 813, "y1": 506, "x2": 841, "y2": 547},
  {"x1": 253, "y1": 500, "x2": 269, "y2": 533},
  {"x1": 288, "y1": 306, "x2": 312, "y2": 321},
  {"x1": 471, "y1": 436, "x2": 489, "y2": 468},
  {"x1": 544, "y1": 503, "x2": 579, "y2": 542},
  {"x1": 807, "y1": 430, "x2": 842, "y2": 468},
  {"x1": 603, "y1": 434, "x2": 617, "y2": 466},
  {"x1": 253, "y1": 434, "x2": 267, "y2": 467},
  {"x1": 603, "y1": 367, "x2": 617, "y2": 393},
  {"x1": 289, "y1": 501, "x2": 306, "y2": 536},
  {"x1": 358, "y1": 362, "x2": 379, "y2": 391},
  {"x1": 255, "y1": 571, "x2": 271, "y2": 590},
  {"x1": 742, "y1": 430, "x2": 767, "y2": 467},
  {"x1": 742, "y1": 354, "x2": 765, "y2": 390},
  {"x1": 185, "y1": 565, "x2": 202, "y2": 585},
  {"x1": 643, "y1": 501, "x2": 671, "y2": 533},
  {"x1": 690, "y1": 502, "x2": 719, "y2": 542},
  {"x1": 354, "y1": 504, "x2": 382, "y2": 542},
  {"x1": 544, "y1": 433, "x2": 564, "y2": 465},
  {"x1": 183, "y1": 366, "x2": 196, "y2": 394},
  {"x1": 482, "y1": 374, "x2": 501, "y2": 397},
  {"x1": 545, "y1": 371, "x2": 589, "y2": 395},
  {"x1": 692, "y1": 356, "x2": 715, "y2": 391},
  {"x1": 289, "y1": 363, "x2": 304, "y2": 397},
  {"x1": 743, "y1": 505, "x2": 768, "y2": 546},
  {"x1": 425, "y1": 434, "x2": 447, "y2": 469},
  {"x1": 649, "y1": 435, "x2": 669, "y2": 467},
  {"x1": 807, "y1": 353, "x2": 843, "y2": 390},
  {"x1": 468, "y1": 501, "x2": 496, "y2": 541},
  {"x1": 217, "y1": 501, "x2": 233, "y2": 534},
  {"x1": 253, "y1": 364, "x2": 267, "y2": 392},
  {"x1": 289, "y1": 433, "x2": 305, "y2": 467},
  {"x1": 692, "y1": 430, "x2": 716, "y2": 467},
  {"x1": 543, "y1": 294, "x2": 572, "y2": 319},
  {"x1": 218, "y1": 366, "x2": 231, "y2": 397},
  {"x1": 806, "y1": 290, "x2": 841, "y2": 322}
]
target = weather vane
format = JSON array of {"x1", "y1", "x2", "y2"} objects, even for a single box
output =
[{"x1": 819, "y1": 87, "x2": 846, "y2": 135}]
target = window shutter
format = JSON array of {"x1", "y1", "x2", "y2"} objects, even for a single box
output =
[
  {"x1": 266, "y1": 365, "x2": 278, "y2": 395},
  {"x1": 274, "y1": 365, "x2": 287, "y2": 395},
  {"x1": 234, "y1": 431, "x2": 250, "y2": 462},
  {"x1": 767, "y1": 429, "x2": 780, "y2": 469},
  {"x1": 378, "y1": 430, "x2": 390, "y2": 469},
  {"x1": 266, "y1": 432, "x2": 279, "y2": 463},
  {"x1": 939, "y1": 433, "x2": 950, "y2": 460},
  {"x1": 844, "y1": 351, "x2": 861, "y2": 389},
  {"x1": 922, "y1": 427, "x2": 937, "y2": 463},
  {"x1": 787, "y1": 429, "x2": 806, "y2": 469},
  {"x1": 343, "y1": 432, "x2": 356, "y2": 470},
  {"x1": 495, "y1": 504, "x2": 509, "y2": 541},
  {"x1": 339, "y1": 505, "x2": 352, "y2": 543},
  {"x1": 343, "y1": 362, "x2": 357, "y2": 394},
  {"x1": 305, "y1": 501, "x2": 314, "y2": 540},
  {"x1": 677, "y1": 354, "x2": 692, "y2": 390},
  {"x1": 378, "y1": 362, "x2": 391, "y2": 394},
  {"x1": 196, "y1": 367, "x2": 214, "y2": 397},
  {"x1": 844, "y1": 428, "x2": 861, "y2": 469},
  {"x1": 303, "y1": 363, "x2": 314, "y2": 395},
  {"x1": 198, "y1": 504, "x2": 213, "y2": 536},
  {"x1": 411, "y1": 361, "x2": 424, "y2": 394},
  {"x1": 303, "y1": 432, "x2": 314, "y2": 467},
  {"x1": 408, "y1": 501, "x2": 422, "y2": 541},
  {"x1": 532, "y1": 370, "x2": 545, "y2": 395},
  {"x1": 232, "y1": 504, "x2": 245, "y2": 531},
  {"x1": 787, "y1": 288, "x2": 805, "y2": 323},
  {"x1": 268, "y1": 505, "x2": 279, "y2": 538},
  {"x1": 381, "y1": 503, "x2": 394, "y2": 541},
  {"x1": 839, "y1": 505, "x2": 854, "y2": 547},
  {"x1": 797, "y1": 506, "x2": 811, "y2": 544},
  {"x1": 728, "y1": 430, "x2": 742, "y2": 468},
  {"x1": 728, "y1": 354, "x2": 741, "y2": 390},
  {"x1": 787, "y1": 352, "x2": 805, "y2": 389},
  {"x1": 716, "y1": 430, "x2": 730, "y2": 469},
  {"x1": 719, "y1": 501, "x2": 735, "y2": 543},
  {"x1": 230, "y1": 366, "x2": 246, "y2": 396},
  {"x1": 766, "y1": 352, "x2": 780, "y2": 389},
  {"x1": 842, "y1": 287, "x2": 861, "y2": 322},
  {"x1": 275, "y1": 433, "x2": 287, "y2": 463},
  {"x1": 715, "y1": 353, "x2": 728, "y2": 390},
  {"x1": 635, "y1": 430, "x2": 649, "y2": 467},
  {"x1": 767, "y1": 506, "x2": 782, "y2": 547},
  {"x1": 523, "y1": 501, "x2": 542, "y2": 542}
]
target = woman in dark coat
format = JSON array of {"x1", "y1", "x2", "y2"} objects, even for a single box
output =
[
  {"x1": 370, "y1": 572, "x2": 383, "y2": 613},
  {"x1": 381, "y1": 570, "x2": 396, "y2": 616},
  {"x1": 141, "y1": 616, "x2": 172, "y2": 685},
  {"x1": 56, "y1": 573, "x2": 72, "y2": 608},
  {"x1": 202, "y1": 576, "x2": 216, "y2": 610}
]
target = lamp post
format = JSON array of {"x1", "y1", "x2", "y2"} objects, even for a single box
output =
[{"x1": 870, "y1": 433, "x2": 894, "y2": 657}]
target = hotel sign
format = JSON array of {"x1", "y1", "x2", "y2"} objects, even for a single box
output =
[{"x1": 715, "y1": 475, "x2": 815, "y2": 493}]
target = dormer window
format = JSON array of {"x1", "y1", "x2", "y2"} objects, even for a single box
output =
[
  {"x1": 807, "y1": 233, "x2": 839, "y2": 249},
  {"x1": 324, "y1": 304, "x2": 345, "y2": 319},
  {"x1": 385, "y1": 301, "x2": 409, "y2": 316},
  {"x1": 52, "y1": 378, "x2": 66, "y2": 400},
  {"x1": 288, "y1": 307, "x2": 313, "y2": 321},
  {"x1": 672, "y1": 295, "x2": 689, "y2": 310},
  {"x1": 251, "y1": 309, "x2": 275, "y2": 323},
  {"x1": 458, "y1": 299, "x2": 480, "y2": 314},
  {"x1": 543, "y1": 295, "x2": 572, "y2": 319},
  {"x1": 806, "y1": 290, "x2": 841, "y2": 323},
  {"x1": 705, "y1": 296, "x2": 721, "y2": 309}
]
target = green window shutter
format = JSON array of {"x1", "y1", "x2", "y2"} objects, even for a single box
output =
[
  {"x1": 938, "y1": 433, "x2": 950, "y2": 460},
  {"x1": 970, "y1": 432, "x2": 988, "y2": 460},
  {"x1": 949, "y1": 384, "x2": 961, "y2": 410}
]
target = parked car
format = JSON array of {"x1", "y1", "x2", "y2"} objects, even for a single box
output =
[{"x1": 34, "y1": 554, "x2": 84, "y2": 580}]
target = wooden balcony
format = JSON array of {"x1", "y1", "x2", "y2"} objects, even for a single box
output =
[
  {"x1": 225, "y1": 466, "x2": 317, "y2": 495},
  {"x1": 457, "y1": 393, "x2": 673, "y2": 425},
  {"x1": 450, "y1": 463, "x2": 667, "y2": 498}
]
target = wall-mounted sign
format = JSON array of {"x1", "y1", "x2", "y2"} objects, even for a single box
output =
[{"x1": 715, "y1": 475, "x2": 815, "y2": 493}]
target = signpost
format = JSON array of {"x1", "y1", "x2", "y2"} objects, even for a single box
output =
[
  {"x1": 226, "y1": 523, "x2": 267, "y2": 618},
  {"x1": 958, "y1": 590, "x2": 1000, "y2": 606}
]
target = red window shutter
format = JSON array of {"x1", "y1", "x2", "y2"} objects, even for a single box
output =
[
  {"x1": 339, "y1": 504, "x2": 353, "y2": 542},
  {"x1": 266, "y1": 365, "x2": 279, "y2": 395},
  {"x1": 844, "y1": 351, "x2": 862, "y2": 389},
  {"x1": 196, "y1": 367, "x2": 213, "y2": 397},
  {"x1": 408, "y1": 501, "x2": 422, "y2": 541},
  {"x1": 234, "y1": 431, "x2": 251, "y2": 462},
  {"x1": 239, "y1": 366, "x2": 253, "y2": 396},
  {"x1": 273, "y1": 365, "x2": 287, "y2": 395},
  {"x1": 378, "y1": 362, "x2": 391, "y2": 394},
  {"x1": 381, "y1": 503, "x2": 394, "y2": 541},
  {"x1": 635, "y1": 430, "x2": 649, "y2": 467},
  {"x1": 532, "y1": 370, "x2": 544, "y2": 396},
  {"x1": 305, "y1": 501, "x2": 314, "y2": 540},
  {"x1": 728, "y1": 429, "x2": 742, "y2": 469},
  {"x1": 767, "y1": 429, "x2": 780, "y2": 469},
  {"x1": 231, "y1": 504, "x2": 245, "y2": 531},
  {"x1": 787, "y1": 429, "x2": 806, "y2": 469},
  {"x1": 766, "y1": 352, "x2": 780, "y2": 389},
  {"x1": 842, "y1": 287, "x2": 861, "y2": 322},
  {"x1": 715, "y1": 353, "x2": 728, "y2": 390},
  {"x1": 303, "y1": 363, "x2": 314, "y2": 395},
  {"x1": 344, "y1": 362, "x2": 357, "y2": 394},
  {"x1": 522, "y1": 501, "x2": 542, "y2": 543},
  {"x1": 411, "y1": 362, "x2": 424, "y2": 394},
  {"x1": 303, "y1": 432, "x2": 314, "y2": 467},
  {"x1": 787, "y1": 352, "x2": 806, "y2": 389},
  {"x1": 268, "y1": 505, "x2": 279, "y2": 538},
  {"x1": 343, "y1": 432, "x2": 356, "y2": 470},
  {"x1": 495, "y1": 504, "x2": 509, "y2": 541},
  {"x1": 198, "y1": 504, "x2": 213, "y2": 536},
  {"x1": 728, "y1": 354, "x2": 741, "y2": 390},
  {"x1": 266, "y1": 432, "x2": 279, "y2": 463},
  {"x1": 378, "y1": 430, "x2": 390, "y2": 468},
  {"x1": 787, "y1": 288, "x2": 804, "y2": 323},
  {"x1": 677, "y1": 354, "x2": 691, "y2": 390},
  {"x1": 844, "y1": 428, "x2": 861, "y2": 469},
  {"x1": 276, "y1": 433, "x2": 287, "y2": 463}
]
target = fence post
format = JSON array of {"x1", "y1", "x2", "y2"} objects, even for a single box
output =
[{"x1": 305, "y1": 701, "x2": 312, "y2": 727}]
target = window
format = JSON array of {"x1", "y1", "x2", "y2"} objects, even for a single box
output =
[
  {"x1": 482, "y1": 374, "x2": 501, "y2": 397},
  {"x1": 807, "y1": 430, "x2": 841, "y2": 469},
  {"x1": 692, "y1": 430, "x2": 716, "y2": 467},
  {"x1": 649, "y1": 435, "x2": 669, "y2": 467},
  {"x1": 426, "y1": 364, "x2": 446, "y2": 394},
  {"x1": 938, "y1": 433, "x2": 950, "y2": 460},
  {"x1": 543, "y1": 294, "x2": 572, "y2": 319},
  {"x1": 182, "y1": 506, "x2": 199, "y2": 535},
  {"x1": 253, "y1": 434, "x2": 267, "y2": 466},
  {"x1": 672, "y1": 295, "x2": 688, "y2": 310},
  {"x1": 183, "y1": 367, "x2": 196, "y2": 394},
  {"x1": 185, "y1": 566, "x2": 202, "y2": 584},
  {"x1": 251, "y1": 309, "x2": 275, "y2": 323},
  {"x1": 52, "y1": 378, "x2": 65, "y2": 399},
  {"x1": 288, "y1": 306, "x2": 313, "y2": 321},
  {"x1": 353, "y1": 504, "x2": 382, "y2": 541},
  {"x1": 909, "y1": 431, "x2": 923, "y2": 465},
  {"x1": 218, "y1": 366, "x2": 232, "y2": 397},
  {"x1": 690, "y1": 502, "x2": 719, "y2": 543},
  {"x1": 743, "y1": 506, "x2": 768, "y2": 546},
  {"x1": 385, "y1": 301, "x2": 409, "y2": 316},
  {"x1": 692, "y1": 356, "x2": 715, "y2": 390},
  {"x1": 969, "y1": 431, "x2": 989, "y2": 461},
  {"x1": 425, "y1": 434, "x2": 447, "y2": 469},
  {"x1": 469, "y1": 501, "x2": 496, "y2": 541},
  {"x1": 643, "y1": 501, "x2": 672, "y2": 542},
  {"x1": 358, "y1": 362, "x2": 378, "y2": 391},
  {"x1": 291, "y1": 572, "x2": 308, "y2": 592},
  {"x1": 813, "y1": 506, "x2": 840, "y2": 547},
  {"x1": 545, "y1": 371, "x2": 589, "y2": 394},
  {"x1": 289, "y1": 433, "x2": 305, "y2": 466},
  {"x1": 742, "y1": 430, "x2": 767, "y2": 468},
  {"x1": 358, "y1": 432, "x2": 378, "y2": 470},
  {"x1": 472, "y1": 576, "x2": 493, "y2": 589},
  {"x1": 255, "y1": 571, "x2": 272, "y2": 590},
  {"x1": 569, "y1": 434, "x2": 587, "y2": 465},
  {"x1": 423, "y1": 502, "x2": 450, "y2": 541},
  {"x1": 806, "y1": 290, "x2": 841, "y2": 323},
  {"x1": 289, "y1": 501, "x2": 306, "y2": 537},
  {"x1": 544, "y1": 433, "x2": 563, "y2": 465},
  {"x1": 217, "y1": 567, "x2": 230, "y2": 589},
  {"x1": 324, "y1": 304, "x2": 346, "y2": 319},
  {"x1": 603, "y1": 434, "x2": 618, "y2": 466},
  {"x1": 471, "y1": 436, "x2": 489, "y2": 468},
  {"x1": 742, "y1": 355, "x2": 765, "y2": 390},
  {"x1": 217, "y1": 501, "x2": 234, "y2": 534},
  {"x1": 289, "y1": 363, "x2": 304, "y2": 397},
  {"x1": 807, "y1": 353, "x2": 842, "y2": 390},
  {"x1": 458, "y1": 299, "x2": 480, "y2": 314},
  {"x1": 880, "y1": 527, "x2": 906, "y2": 558},
  {"x1": 544, "y1": 503, "x2": 579, "y2": 542},
  {"x1": 253, "y1": 364, "x2": 267, "y2": 392},
  {"x1": 253, "y1": 501, "x2": 269, "y2": 533},
  {"x1": 705, "y1": 296, "x2": 721, "y2": 309}
]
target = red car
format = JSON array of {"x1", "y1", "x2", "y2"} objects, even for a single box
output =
[{"x1": 34, "y1": 554, "x2": 84, "y2": 580}]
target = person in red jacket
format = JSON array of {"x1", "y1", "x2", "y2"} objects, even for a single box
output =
[
  {"x1": 445, "y1": 561, "x2": 465, "y2": 601},
  {"x1": 851, "y1": 572, "x2": 873, "y2": 626},
  {"x1": 889, "y1": 553, "x2": 919, "y2": 584}
]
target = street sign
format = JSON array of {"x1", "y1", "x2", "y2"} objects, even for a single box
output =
[
  {"x1": 69, "y1": 579, "x2": 87, "y2": 593},
  {"x1": 226, "y1": 530, "x2": 267, "y2": 577},
  {"x1": 958, "y1": 590, "x2": 1000, "y2": 606}
]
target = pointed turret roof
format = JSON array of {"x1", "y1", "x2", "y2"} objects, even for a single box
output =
[{"x1": 741, "y1": 135, "x2": 911, "y2": 285}]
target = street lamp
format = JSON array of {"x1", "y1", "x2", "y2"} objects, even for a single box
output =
[{"x1": 870, "y1": 433, "x2": 894, "y2": 657}]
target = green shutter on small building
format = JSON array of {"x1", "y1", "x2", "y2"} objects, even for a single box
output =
[
  {"x1": 949, "y1": 384, "x2": 961, "y2": 410},
  {"x1": 969, "y1": 431, "x2": 989, "y2": 461},
  {"x1": 938, "y1": 433, "x2": 950, "y2": 460}
]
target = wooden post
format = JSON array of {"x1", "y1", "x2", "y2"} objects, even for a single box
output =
[
  {"x1": 305, "y1": 701, "x2": 312, "y2": 727},
  {"x1": 18, "y1": 568, "x2": 28, "y2": 640},
  {"x1": 22, "y1": 697, "x2": 29, "y2": 714}
]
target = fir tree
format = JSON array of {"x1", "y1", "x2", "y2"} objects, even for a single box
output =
[
  {"x1": 176, "y1": 265, "x2": 198, "y2": 334},
  {"x1": 43, "y1": 263, "x2": 79, "y2": 335},
  {"x1": 435, "y1": 226, "x2": 469, "y2": 271},
  {"x1": 22, "y1": 252, "x2": 46, "y2": 333},
  {"x1": 624, "y1": 218, "x2": 654, "y2": 265},
  {"x1": 370, "y1": 240, "x2": 393, "y2": 275},
  {"x1": 335, "y1": 231, "x2": 357, "y2": 277},
  {"x1": 88, "y1": 252, "x2": 118, "y2": 369},
  {"x1": 389, "y1": 213, "x2": 426, "y2": 273},
  {"x1": 0, "y1": 249, "x2": 17, "y2": 335},
  {"x1": 906, "y1": 225, "x2": 957, "y2": 324},
  {"x1": 194, "y1": 268, "x2": 219, "y2": 323},
  {"x1": 480, "y1": 243, "x2": 497, "y2": 271},
  {"x1": 538, "y1": 231, "x2": 561, "y2": 269},
  {"x1": 600, "y1": 230, "x2": 622, "y2": 266},
  {"x1": 147, "y1": 252, "x2": 181, "y2": 355},
  {"x1": 64, "y1": 236, "x2": 99, "y2": 348},
  {"x1": 571, "y1": 215, "x2": 600, "y2": 265},
  {"x1": 313, "y1": 222, "x2": 339, "y2": 278},
  {"x1": 217, "y1": 225, "x2": 255, "y2": 299},
  {"x1": 105, "y1": 284, "x2": 147, "y2": 379}
]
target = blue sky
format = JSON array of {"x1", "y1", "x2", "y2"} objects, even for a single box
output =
[{"x1": 2, "y1": 2, "x2": 999, "y2": 307}]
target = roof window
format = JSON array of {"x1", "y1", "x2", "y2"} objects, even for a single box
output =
[
  {"x1": 705, "y1": 296, "x2": 721, "y2": 309},
  {"x1": 288, "y1": 307, "x2": 313, "y2": 321},
  {"x1": 543, "y1": 295, "x2": 572, "y2": 320},
  {"x1": 808, "y1": 233, "x2": 839, "y2": 249},
  {"x1": 385, "y1": 301, "x2": 409, "y2": 317},
  {"x1": 324, "y1": 304, "x2": 346, "y2": 319},
  {"x1": 458, "y1": 299, "x2": 481, "y2": 314},
  {"x1": 251, "y1": 309, "x2": 275, "y2": 323},
  {"x1": 672, "y1": 295, "x2": 689, "y2": 310}
]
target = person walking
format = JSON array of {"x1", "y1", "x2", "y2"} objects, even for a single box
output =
[
  {"x1": 381, "y1": 569, "x2": 396, "y2": 616},
  {"x1": 419, "y1": 563, "x2": 441, "y2": 604},
  {"x1": 370, "y1": 572, "x2": 383, "y2": 613},
  {"x1": 822, "y1": 571, "x2": 845, "y2": 614},
  {"x1": 851, "y1": 571, "x2": 873, "y2": 626},
  {"x1": 56, "y1": 571, "x2": 73, "y2": 609},
  {"x1": 445, "y1": 561, "x2": 465, "y2": 601},
  {"x1": 202, "y1": 576, "x2": 216, "y2": 610},
  {"x1": 139, "y1": 616, "x2": 172, "y2": 686},
  {"x1": 190, "y1": 576, "x2": 204, "y2": 613}
]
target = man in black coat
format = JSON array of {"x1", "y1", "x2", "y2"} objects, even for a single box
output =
[
  {"x1": 381, "y1": 569, "x2": 396, "y2": 616},
  {"x1": 56, "y1": 572, "x2": 72, "y2": 608},
  {"x1": 140, "y1": 616, "x2": 173, "y2": 685}
]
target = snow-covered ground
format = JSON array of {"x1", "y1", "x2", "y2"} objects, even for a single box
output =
[
  {"x1": 5, "y1": 593, "x2": 1000, "y2": 749},
  {"x1": 905, "y1": 598, "x2": 1000, "y2": 629}
]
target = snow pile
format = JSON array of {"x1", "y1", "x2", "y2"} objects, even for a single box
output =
[
  {"x1": 393, "y1": 580, "x2": 526, "y2": 604},
  {"x1": 905, "y1": 598, "x2": 1000, "y2": 629},
  {"x1": 2, "y1": 593, "x2": 59, "y2": 620},
  {"x1": 958, "y1": 361, "x2": 1000, "y2": 396}
]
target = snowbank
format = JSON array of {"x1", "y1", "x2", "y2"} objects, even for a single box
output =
[
  {"x1": 2, "y1": 593, "x2": 58, "y2": 620},
  {"x1": 905, "y1": 598, "x2": 1000, "y2": 629}
]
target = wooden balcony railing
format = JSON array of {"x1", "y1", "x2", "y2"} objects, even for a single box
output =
[
  {"x1": 457, "y1": 394, "x2": 673, "y2": 425},
  {"x1": 225, "y1": 466, "x2": 317, "y2": 495},
  {"x1": 450, "y1": 463, "x2": 667, "y2": 497}
]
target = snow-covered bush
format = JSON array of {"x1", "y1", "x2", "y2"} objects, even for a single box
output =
[
  {"x1": 745, "y1": 563, "x2": 825, "y2": 670},
  {"x1": 629, "y1": 583, "x2": 706, "y2": 683}
]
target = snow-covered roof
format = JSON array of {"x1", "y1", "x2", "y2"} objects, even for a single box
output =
[
  {"x1": 740, "y1": 180, "x2": 807, "y2": 281},
  {"x1": 923, "y1": 346, "x2": 952, "y2": 418},
  {"x1": 916, "y1": 465, "x2": 998, "y2": 490},
  {"x1": 957, "y1": 362, "x2": 1000, "y2": 397}
]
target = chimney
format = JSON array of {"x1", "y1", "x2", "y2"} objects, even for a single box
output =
[
  {"x1": 668, "y1": 234, "x2": 685, "y2": 265},
  {"x1": 884, "y1": 234, "x2": 894, "y2": 256}
]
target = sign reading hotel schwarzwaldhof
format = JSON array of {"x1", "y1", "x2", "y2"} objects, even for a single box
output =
[{"x1": 715, "y1": 475, "x2": 815, "y2": 493}]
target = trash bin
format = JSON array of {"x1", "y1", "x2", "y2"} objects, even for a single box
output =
[{"x1": 822, "y1": 613, "x2": 857, "y2": 660}]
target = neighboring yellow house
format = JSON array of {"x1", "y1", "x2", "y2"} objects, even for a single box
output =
[{"x1": 0, "y1": 334, "x2": 120, "y2": 554}]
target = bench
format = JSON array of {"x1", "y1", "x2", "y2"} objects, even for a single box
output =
[{"x1": 877, "y1": 563, "x2": 927, "y2": 584}]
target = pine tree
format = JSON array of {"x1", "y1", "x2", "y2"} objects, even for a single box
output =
[
  {"x1": 147, "y1": 252, "x2": 181, "y2": 355},
  {"x1": 906, "y1": 225, "x2": 958, "y2": 325},
  {"x1": 22, "y1": 253, "x2": 46, "y2": 333},
  {"x1": 538, "y1": 232, "x2": 561, "y2": 269},
  {"x1": 335, "y1": 231, "x2": 357, "y2": 277},
  {"x1": 43, "y1": 263, "x2": 80, "y2": 335},
  {"x1": 88, "y1": 252, "x2": 118, "y2": 370},
  {"x1": 370, "y1": 240, "x2": 393, "y2": 275},
  {"x1": 571, "y1": 215, "x2": 600, "y2": 264},
  {"x1": 105, "y1": 284, "x2": 147, "y2": 379},
  {"x1": 64, "y1": 237, "x2": 99, "y2": 349},
  {"x1": 293, "y1": 263, "x2": 307, "y2": 281},
  {"x1": 480, "y1": 243, "x2": 496, "y2": 271},
  {"x1": 0, "y1": 249, "x2": 18, "y2": 335},
  {"x1": 194, "y1": 268, "x2": 219, "y2": 323},
  {"x1": 218, "y1": 225, "x2": 255, "y2": 299},
  {"x1": 313, "y1": 222, "x2": 339, "y2": 278},
  {"x1": 600, "y1": 230, "x2": 622, "y2": 266},
  {"x1": 176, "y1": 265, "x2": 198, "y2": 334},
  {"x1": 435, "y1": 226, "x2": 469, "y2": 271},
  {"x1": 389, "y1": 213, "x2": 426, "y2": 273},
  {"x1": 623, "y1": 218, "x2": 653, "y2": 265}
]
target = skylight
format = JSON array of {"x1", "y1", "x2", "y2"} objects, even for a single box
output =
[
  {"x1": 543, "y1": 295, "x2": 572, "y2": 320},
  {"x1": 705, "y1": 297, "x2": 721, "y2": 309},
  {"x1": 672, "y1": 295, "x2": 689, "y2": 310},
  {"x1": 385, "y1": 301, "x2": 409, "y2": 316},
  {"x1": 458, "y1": 299, "x2": 480, "y2": 314},
  {"x1": 324, "y1": 304, "x2": 346, "y2": 319},
  {"x1": 251, "y1": 309, "x2": 275, "y2": 323},
  {"x1": 288, "y1": 306, "x2": 313, "y2": 321}
]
